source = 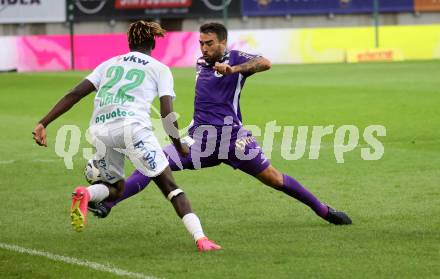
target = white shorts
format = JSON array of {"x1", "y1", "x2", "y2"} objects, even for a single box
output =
[{"x1": 89, "y1": 122, "x2": 169, "y2": 184}]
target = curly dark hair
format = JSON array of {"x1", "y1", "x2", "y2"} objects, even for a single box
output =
[{"x1": 127, "y1": 20, "x2": 166, "y2": 51}]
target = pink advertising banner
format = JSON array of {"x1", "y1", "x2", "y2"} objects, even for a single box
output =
[
  {"x1": 10, "y1": 32, "x2": 201, "y2": 72},
  {"x1": 16, "y1": 35, "x2": 71, "y2": 72},
  {"x1": 74, "y1": 34, "x2": 129, "y2": 70},
  {"x1": 3, "y1": 25, "x2": 440, "y2": 72}
]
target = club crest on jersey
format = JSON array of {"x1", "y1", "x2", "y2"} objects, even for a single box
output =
[{"x1": 214, "y1": 71, "x2": 223, "y2": 78}]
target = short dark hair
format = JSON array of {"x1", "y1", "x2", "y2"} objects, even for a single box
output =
[{"x1": 199, "y1": 22, "x2": 228, "y2": 41}]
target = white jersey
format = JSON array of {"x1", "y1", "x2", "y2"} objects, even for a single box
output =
[{"x1": 86, "y1": 51, "x2": 175, "y2": 129}]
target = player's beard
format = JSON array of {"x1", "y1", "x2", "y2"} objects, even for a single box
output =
[
  {"x1": 204, "y1": 48, "x2": 223, "y2": 65},
  {"x1": 204, "y1": 54, "x2": 218, "y2": 65}
]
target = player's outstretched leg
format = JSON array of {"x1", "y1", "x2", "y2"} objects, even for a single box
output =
[
  {"x1": 255, "y1": 165, "x2": 352, "y2": 225},
  {"x1": 153, "y1": 167, "x2": 221, "y2": 252}
]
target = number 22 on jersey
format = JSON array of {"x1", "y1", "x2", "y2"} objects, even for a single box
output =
[{"x1": 96, "y1": 66, "x2": 145, "y2": 107}]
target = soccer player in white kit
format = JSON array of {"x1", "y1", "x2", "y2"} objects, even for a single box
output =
[{"x1": 32, "y1": 21, "x2": 220, "y2": 252}]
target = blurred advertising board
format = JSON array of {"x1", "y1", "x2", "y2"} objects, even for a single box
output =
[
  {"x1": 346, "y1": 48, "x2": 404, "y2": 63},
  {"x1": 414, "y1": 0, "x2": 440, "y2": 12},
  {"x1": 0, "y1": 0, "x2": 65, "y2": 23},
  {"x1": 73, "y1": 0, "x2": 241, "y2": 21},
  {"x1": 0, "y1": 37, "x2": 18, "y2": 71},
  {"x1": 2, "y1": 24, "x2": 439, "y2": 72},
  {"x1": 242, "y1": 0, "x2": 414, "y2": 16}
]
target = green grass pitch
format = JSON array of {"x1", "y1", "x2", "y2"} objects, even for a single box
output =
[{"x1": 0, "y1": 61, "x2": 439, "y2": 278}]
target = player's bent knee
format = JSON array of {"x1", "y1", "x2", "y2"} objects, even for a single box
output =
[{"x1": 152, "y1": 169, "x2": 180, "y2": 197}]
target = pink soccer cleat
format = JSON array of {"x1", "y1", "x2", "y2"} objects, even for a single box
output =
[
  {"x1": 70, "y1": 186, "x2": 90, "y2": 232},
  {"x1": 196, "y1": 237, "x2": 222, "y2": 252}
]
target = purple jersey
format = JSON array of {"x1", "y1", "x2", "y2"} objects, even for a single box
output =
[{"x1": 193, "y1": 50, "x2": 259, "y2": 127}]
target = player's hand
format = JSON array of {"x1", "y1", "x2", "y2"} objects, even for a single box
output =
[
  {"x1": 214, "y1": 62, "x2": 235, "y2": 75},
  {"x1": 32, "y1": 123, "x2": 47, "y2": 147},
  {"x1": 176, "y1": 142, "x2": 190, "y2": 157}
]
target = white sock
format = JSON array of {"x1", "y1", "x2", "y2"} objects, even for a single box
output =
[
  {"x1": 182, "y1": 213, "x2": 206, "y2": 242},
  {"x1": 87, "y1": 184, "x2": 109, "y2": 202}
]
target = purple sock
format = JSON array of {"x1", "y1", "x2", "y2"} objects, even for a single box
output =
[
  {"x1": 281, "y1": 174, "x2": 328, "y2": 218},
  {"x1": 105, "y1": 170, "x2": 152, "y2": 208}
]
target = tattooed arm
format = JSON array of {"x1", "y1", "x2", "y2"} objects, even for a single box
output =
[{"x1": 213, "y1": 57, "x2": 272, "y2": 76}]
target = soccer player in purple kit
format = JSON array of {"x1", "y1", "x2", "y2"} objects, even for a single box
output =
[{"x1": 89, "y1": 22, "x2": 352, "y2": 227}]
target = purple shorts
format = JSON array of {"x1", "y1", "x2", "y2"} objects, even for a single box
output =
[{"x1": 163, "y1": 125, "x2": 270, "y2": 177}]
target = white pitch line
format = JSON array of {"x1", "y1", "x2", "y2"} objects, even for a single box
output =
[
  {"x1": 0, "y1": 242, "x2": 160, "y2": 279},
  {"x1": 0, "y1": 159, "x2": 59, "y2": 164}
]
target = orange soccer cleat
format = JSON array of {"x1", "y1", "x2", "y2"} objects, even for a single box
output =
[{"x1": 70, "y1": 186, "x2": 90, "y2": 232}]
